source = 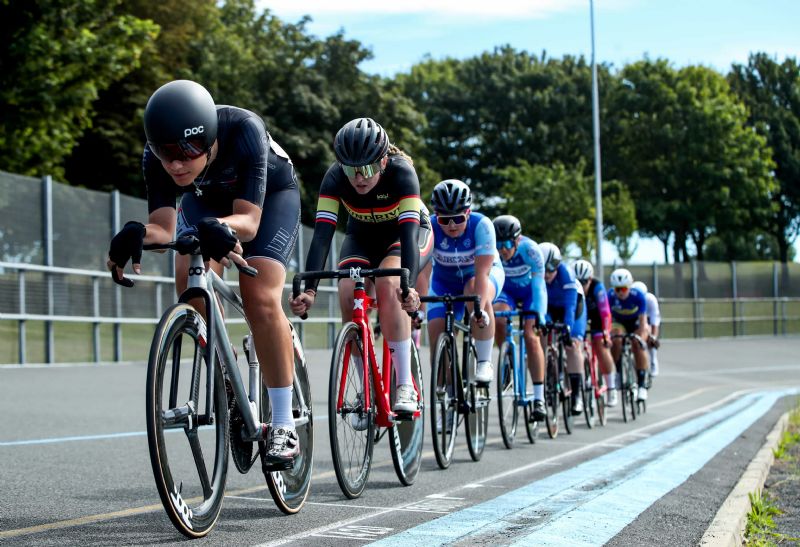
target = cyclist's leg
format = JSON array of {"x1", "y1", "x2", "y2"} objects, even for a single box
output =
[
  {"x1": 567, "y1": 306, "x2": 587, "y2": 413},
  {"x1": 493, "y1": 295, "x2": 514, "y2": 346},
  {"x1": 239, "y1": 183, "x2": 302, "y2": 463},
  {"x1": 468, "y1": 264, "x2": 503, "y2": 382}
]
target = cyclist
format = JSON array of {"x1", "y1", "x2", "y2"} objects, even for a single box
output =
[
  {"x1": 107, "y1": 80, "x2": 302, "y2": 468},
  {"x1": 631, "y1": 281, "x2": 661, "y2": 377},
  {"x1": 289, "y1": 118, "x2": 432, "y2": 416},
  {"x1": 608, "y1": 268, "x2": 650, "y2": 401},
  {"x1": 540, "y1": 243, "x2": 586, "y2": 415},
  {"x1": 573, "y1": 260, "x2": 618, "y2": 407},
  {"x1": 492, "y1": 215, "x2": 548, "y2": 421},
  {"x1": 418, "y1": 179, "x2": 504, "y2": 386}
]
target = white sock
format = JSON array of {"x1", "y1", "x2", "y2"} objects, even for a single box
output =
[
  {"x1": 267, "y1": 385, "x2": 294, "y2": 429},
  {"x1": 604, "y1": 373, "x2": 616, "y2": 390},
  {"x1": 475, "y1": 338, "x2": 493, "y2": 363},
  {"x1": 389, "y1": 339, "x2": 412, "y2": 386},
  {"x1": 533, "y1": 383, "x2": 544, "y2": 400}
]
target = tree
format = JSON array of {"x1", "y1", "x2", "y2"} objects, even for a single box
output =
[
  {"x1": 399, "y1": 48, "x2": 613, "y2": 213},
  {"x1": 0, "y1": 0, "x2": 158, "y2": 181},
  {"x1": 729, "y1": 53, "x2": 800, "y2": 264},
  {"x1": 603, "y1": 180, "x2": 638, "y2": 262},
  {"x1": 604, "y1": 59, "x2": 775, "y2": 262}
]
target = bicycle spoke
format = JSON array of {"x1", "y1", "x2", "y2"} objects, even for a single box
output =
[{"x1": 186, "y1": 428, "x2": 212, "y2": 498}]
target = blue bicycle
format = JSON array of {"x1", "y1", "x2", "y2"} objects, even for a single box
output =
[{"x1": 495, "y1": 309, "x2": 540, "y2": 448}]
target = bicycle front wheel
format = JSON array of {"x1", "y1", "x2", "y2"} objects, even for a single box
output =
[
  {"x1": 262, "y1": 323, "x2": 314, "y2": 514},
  {"x1": 465, "y1": 341, "x2": 489, "y2": 462},
  {"x1": 430, "y1": 333, "x2": 458, "y2": 469},
  {"x1": 544, "y1": 351, "x2": 559, "y2": 439},
  {"x1": 496, "y1": 341, "x2": 517, "y2": 449},
  {"x1": 389, "y1": 342, "x2": 425, "y2": 486},
  {"x1": 329, "y1": 322, "x2": 374, "y2": 499},
  {"x1": 582, "y1": 357, "x2": 596, "y2": 429},
  {"x1": 146, "y1": 303, "x2": 229, "y2": 538}
]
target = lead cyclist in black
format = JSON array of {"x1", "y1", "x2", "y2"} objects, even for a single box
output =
[
  {"x1": 289, "y1": 118, "x2": 432, "y2": 413},
  {"x1": 107, "y1": 80, "x2": 302, "y2": 467}
]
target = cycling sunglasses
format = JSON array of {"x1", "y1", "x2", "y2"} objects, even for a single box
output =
[
  {"x1": 614, "y1": 286, "x2": 630, "y2": 294},
  {"x1": 148, "y1": 138, "x2": 209, "y2": 163},
  {"x1": 437, "y1": 213, "x2": 468, "y2": 226},
  {"x1": 340, "y1": 160, "x2": 383, "y2": 179},
  {"x1": 496, "y1": 240, "x2": 515, "y2": 250}
]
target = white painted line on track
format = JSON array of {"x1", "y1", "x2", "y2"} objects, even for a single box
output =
[{"x1": 257, "y1": 388, "x2": 765, "y2": 547}]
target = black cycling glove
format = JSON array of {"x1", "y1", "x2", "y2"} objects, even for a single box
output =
[
  {"x1": 109, "y1": 221, "x2": 145, "y2": 268},
  {"x1": 195, "y1": 217, "x2": 238, "y2": 262}
]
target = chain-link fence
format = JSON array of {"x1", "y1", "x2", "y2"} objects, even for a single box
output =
[{"x1": 1, "y1": 170, "x2": 799, "y2": 365}]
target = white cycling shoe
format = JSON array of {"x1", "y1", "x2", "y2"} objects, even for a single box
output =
[
  {"x1": 606, "y1": 390, "x2": 619, "y2": 407},
  {"x1": 637, "y1": 386, "x2": 648, "y2": 402},
  {"x1": 475, "y1": 361, "x2": 493, "y2": 384},
  {"x1": 393, "y1": 384, "x2": 419, "y2": 413}
]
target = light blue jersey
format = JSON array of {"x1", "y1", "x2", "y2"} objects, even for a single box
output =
[
  {"x1": 496, "y1": 236, "x2": 547, "y2": 321},
  {"x1": 430, "y1": 212, "x2": 501, "y2": 281}
]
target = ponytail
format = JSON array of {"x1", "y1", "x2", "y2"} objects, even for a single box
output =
[{"x1": 387, "y1": 144, "x2": 413, "y2": 166}]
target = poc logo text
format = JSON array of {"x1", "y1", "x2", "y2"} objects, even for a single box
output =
[{"x1": 184, "y1": 126, "x2": 204, "y2": 138}]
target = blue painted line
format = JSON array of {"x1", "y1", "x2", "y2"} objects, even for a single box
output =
[
  {"x1": 1, "y1": 414, "x2": 326, "y2": 447},
  {"x1": 368, "y1": 388, "x2": 796, "y2": 547}
]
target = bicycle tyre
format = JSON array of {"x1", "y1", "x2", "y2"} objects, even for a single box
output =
[
  {"x1": 329, "y1": 322, "x2": 374, "y2": 499},
  {"x1": 262, "y1": 323, "x2": 314, "y2": 514},
  {"x1": 430, "y1": 333, "x2": 458, "y2": 469},
  {"x1": 465, "y1": 341, "x2": 489, "y2": 462},
  {"x1": 389, "y1": 342, "x2": 425, "y2": 486},
  {"x1": 146, "y1": 303, "x2": 229, "y2": 538},
  {"x1": 496, "y1": 341, "x2": 517, "y2": 449},
  {"x1": 582, "y1": 356, "x2": 595, "y2": 429},
  {"x1": 544, "y1": 351, "x2": 559, "y2": 439},
  {"x1": 560, "y1": 351, "x2": 573, "y2": 435},
  {"x1": 626, "y1": 356, "x2": 638, "y2": 421},
  {"x1": 595, "y1": 368, "x2": 607, "y2": 427}
]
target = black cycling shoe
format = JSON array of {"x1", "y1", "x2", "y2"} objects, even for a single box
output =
[{"x1": 531, "y1": 399, "x2": 546, "y2": 422}]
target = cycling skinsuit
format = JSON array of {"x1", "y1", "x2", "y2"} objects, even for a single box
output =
[
  {"x1": 546, "y1": 262, "x2": 584, "y2": 338},
  {"x1": 644, "y1": 292, "x2": 661, "y2": 328},
  {"x1": 144, "y1": 105, "x2": 301, "y2": 268},
  {"x1": 607, "y1": 287, "x2": 648, "y2": 333},
  {"x1": 426, "y1": 212, "x2": 505, "y2": 321},
  {"x1": 303, "y1": 155, "x2": 432, "y2": 291},
  {"x1": 583, "y1": 277, "x2": 612, "y2": 338},
  {"x1": 495, "y1": 235, "x2": 547, "y2": 324}
]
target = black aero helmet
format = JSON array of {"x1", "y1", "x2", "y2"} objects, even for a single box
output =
[
  {"x1": 334, "y1": 118, "x2": 389, "y2": 166},
  {"x1": 493, "y1": 215, "x2": 522, "y2": 241},
  {"x1": 144, "y1": 80, "x2": 218, "y2": 160},
  {"x1": 431, "y1": 179, "x2": 472, "y2": 215}
]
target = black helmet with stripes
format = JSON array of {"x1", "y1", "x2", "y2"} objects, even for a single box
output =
[
  {"x1": 333, "y1": 118, "x2": 390, "y2": 166},
  {"x1": 431, "y1": 179, "x2": 472, "y2": 215}
]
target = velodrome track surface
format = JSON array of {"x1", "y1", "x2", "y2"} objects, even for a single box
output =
[{"x1": 1, "y1": 336, "x2": 799, "y2": 545}]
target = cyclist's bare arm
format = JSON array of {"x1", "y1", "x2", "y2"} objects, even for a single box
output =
[
  {"x1": 143, "y1": 206, "x2": 177, "y2": 246},
  {"x1": 215, "y1": 199, "x2": 262, "y2": 243}
]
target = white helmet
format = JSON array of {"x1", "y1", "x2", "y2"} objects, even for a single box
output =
[
  {"x1": 609, "y1": 268, "x2": 634, "y2": 288},
  {"x1": 539, "y1": 242, "x2": 561, "y2": 272},
  {"x1": 573, "y1": 260, "x2": 594, "y2": 283},
  {"x1": 631, "y1": 281, "x2": 648, "y2": 294}
]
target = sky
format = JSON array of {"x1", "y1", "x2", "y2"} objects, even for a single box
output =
[{"x1": 259, "y1": 0, "x2": 800, "y2": 263}]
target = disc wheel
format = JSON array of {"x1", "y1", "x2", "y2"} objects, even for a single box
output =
[{"x1": 389, "y1": 342, "x2": 425, "y2": 485}]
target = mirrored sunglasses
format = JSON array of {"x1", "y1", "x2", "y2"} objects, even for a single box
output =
[
  {"x1": 497, "y1": 240, "x2": 515, "y2": 250},
  {"x1": 437, "y1": 213, "x2": 468, "y2": 226},
  {"x1": 614, "y1": 286, "x2": 630, "y2": 293},
  {"x1": 148, "y1": 138, "x2": 208, "y2": 163},
  {"x1": 340, "y1": 160, "x2": 382, "y2": 179}
]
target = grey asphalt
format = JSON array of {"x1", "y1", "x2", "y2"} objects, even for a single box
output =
[{"x1": 1, "y1": 336, "x2": 799, "y2": 545}]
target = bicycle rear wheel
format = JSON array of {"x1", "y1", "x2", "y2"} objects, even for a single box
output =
[
  {"x1": 559, "y1": 353, "x2": 573, "y2": 435},
  {"x1": 430, "y1": 333, "x2": 458, "y2": 469},
  {"x1": 389, "y1": 342, "x2": 425, "y2": 486},
  {"x1": 329, "y1": 322, "x2": 374, "y2": 499},
  {"x1": 261, "y1": 323, "x2": 314, "y2": 514},
  {"x1": 465, "y1": 341, "x2": 489, "y2": 462},
  {"x1": 496, "y1": 342, "x2": 517, "y2": 449},
  {"x1": 627, "y1": 358, "x2": 638, "y2": 421},
  {"x1": 544, "y1": 351, "x2": 559, "y2": 439},
  {"x1": 594, "y1": 366, "x2": 607, "y2": 427},
  {"x1": 582, "y1": 356, "x2": 596, "y2": 429},
  {"x1": 146, "y1": 303, "x2": 229, "y2": 538}
]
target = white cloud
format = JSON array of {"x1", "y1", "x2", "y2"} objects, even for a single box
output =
[{"x1": 260, "y1": 0, "x2": 588, "y2": 19}]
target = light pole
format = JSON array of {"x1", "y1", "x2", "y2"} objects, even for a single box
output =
[{"x1": 590, "y1": 0, "x2": 604, "y2": 282}]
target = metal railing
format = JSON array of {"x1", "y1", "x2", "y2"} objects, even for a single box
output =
[{"x1": 0, "y1": 261, "x2": 341, "y2": 365}]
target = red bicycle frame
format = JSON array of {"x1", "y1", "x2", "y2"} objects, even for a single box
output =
[
  {"x1": 584, "y1": 336, "x2": 608, "y2": 399},
  {"x1": 337, "y1": 275, "x2": 423, "y2": 428}
]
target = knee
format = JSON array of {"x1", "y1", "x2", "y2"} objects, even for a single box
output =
[{"x1": 243, "y1": 290, "x2": 284, "y2": 322}]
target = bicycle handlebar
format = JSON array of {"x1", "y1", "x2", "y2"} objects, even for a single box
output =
[
  {"x1": 292, "y1": 267, "x2": 410, "y2": 320},
  {"x1": 419, "y1": 294, "x2": 483, "y2": 322},
  {"x1": 143, "y1": 237, "x2": 258, "y2": 278}
]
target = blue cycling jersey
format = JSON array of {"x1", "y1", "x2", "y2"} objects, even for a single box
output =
[
  {"x1": 607, "y1": 287, "x2": 648, "y2": 324},
  {"x1": 546, "y1": 262, "x2": 579, "y2": 332},
  {"x1": 498, "y1": 235, "x2": 547, "y2": 320},
  {"x1": 430, "y1": 212, "x2": 501, "y2": 282}
]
